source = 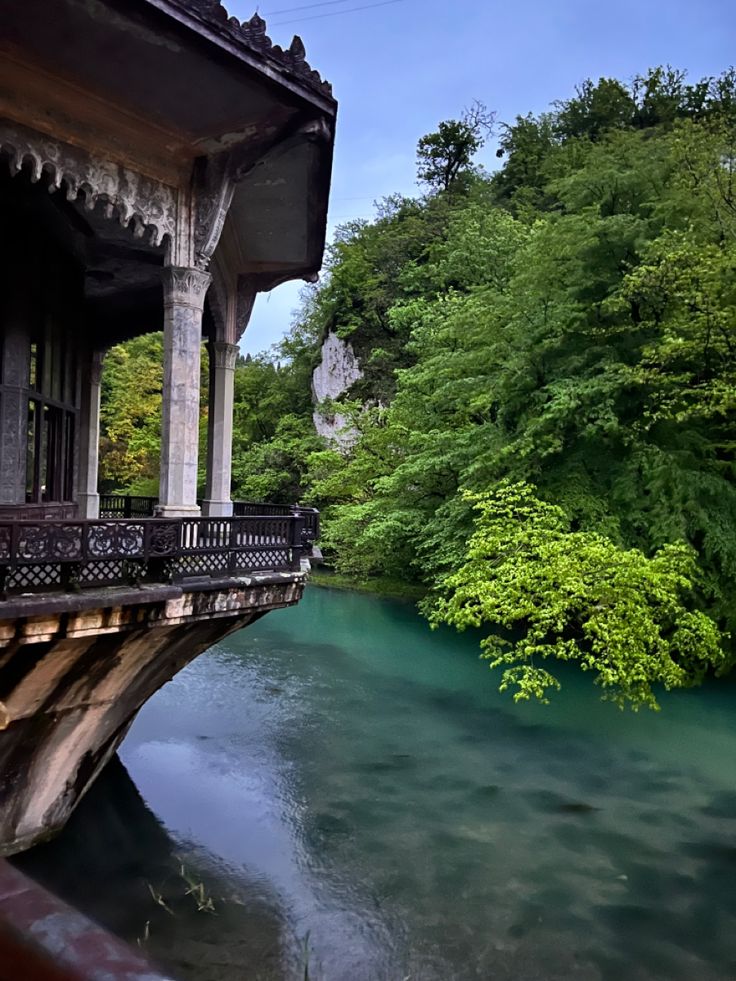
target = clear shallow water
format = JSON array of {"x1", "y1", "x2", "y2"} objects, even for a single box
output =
[{"x1": 18, "y1": 586, "x2": 736, "y2": 980}]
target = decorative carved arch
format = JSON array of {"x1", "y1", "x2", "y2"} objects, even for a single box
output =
[
  {"x1": 0, "y1": 121, "x2": 177, "y2": 248},
  {"x1": 207, "y1": 257, "x2": 257, "y2": 345}
]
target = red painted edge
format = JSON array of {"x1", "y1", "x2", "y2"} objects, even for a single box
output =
[{"x1": 0, "y1": 860, "x2": 176, "y2": 981}]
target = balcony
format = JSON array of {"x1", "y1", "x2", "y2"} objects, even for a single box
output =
[{"x1": 0, "y1": 497, "x2": 319, "y2": 600}]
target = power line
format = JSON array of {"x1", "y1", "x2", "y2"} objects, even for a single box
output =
[
  {"x1": 270, "y1": 0, "x2": 408, "y2": 27},
  {"x1": 265, "y1": 0, "x2": 355, "y2": 16}
]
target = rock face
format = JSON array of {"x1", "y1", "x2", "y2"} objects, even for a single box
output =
[{"x1": 311, "y1": 331, "x2": 363, "y2": 449}]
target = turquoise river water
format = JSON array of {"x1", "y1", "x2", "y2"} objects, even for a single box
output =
[{"x1": 17, "y1": 585, "x2": 736, "y2": 980}]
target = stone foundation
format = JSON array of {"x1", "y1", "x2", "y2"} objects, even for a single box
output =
[{"x1": 0, "y1": 573, "x2": 305, "y2": 855}]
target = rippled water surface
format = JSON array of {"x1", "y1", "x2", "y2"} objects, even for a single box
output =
[{"x1": 19, "y1": 586, "x2": 736, "y2": 980}]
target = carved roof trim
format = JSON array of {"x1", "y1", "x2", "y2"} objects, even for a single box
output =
[
  {"x1": 0, "y1": 121, "x2": 177, "y2": 248},
  {"x1": 160, "y1": 1, "x2": 335, "y2": 102}
]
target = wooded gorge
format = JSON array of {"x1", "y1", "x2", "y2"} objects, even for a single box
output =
[{"x1": 100, "y1": 67, "x2": 736, "y2": 710}]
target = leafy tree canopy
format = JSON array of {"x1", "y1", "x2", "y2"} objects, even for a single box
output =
[
  {"x1": 99, "y1": 66, "x2": 736, "y2": 710},
  {"x1": 416, "y1": 101, "x2": 495, "y2": 192}
]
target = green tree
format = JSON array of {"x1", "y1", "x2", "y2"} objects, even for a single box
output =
[
  {"x1": 416, "y1": 102, "x2": 494, "y2": 192},
  {"x1": 300, "y1": 69, "x2": 736, "y2": 708},
  {"x1": 96, "y1": 70, "x2": 736, "y2": 710},
  {"x1": 99, "y1": 333, "x2": 164, "y2": 494},
  {"x1": 427, "y1": 482, "x2": 726, "y2": 710}
]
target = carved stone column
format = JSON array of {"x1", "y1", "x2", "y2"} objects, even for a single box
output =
[
  {"x1": 202, "y1": 341, "x2": 238, "y2": 517},
  {"x1": 156, "y1": 267, "x2": 211, "y2": 517},
  {"x1": 77, "y1": 350, "x2": 104, "y2": 519}
]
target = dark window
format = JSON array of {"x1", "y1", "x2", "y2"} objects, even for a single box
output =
[{"x1": 21, "y1": 327, "x2": 78, "y2": 505}]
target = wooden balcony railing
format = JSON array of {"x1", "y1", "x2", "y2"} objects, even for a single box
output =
[{"x1": 0, "y1": 514, "x2": 306, "y2": 597}]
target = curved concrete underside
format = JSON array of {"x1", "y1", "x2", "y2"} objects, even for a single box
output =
[{"x1": 0, "y1": 574, "x2": 305, "y2": 855}]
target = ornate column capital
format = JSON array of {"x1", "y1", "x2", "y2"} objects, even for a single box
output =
[
  {"x1": 162, "y1": 266, "x2": 212, "y2": 311},
  {"x1": 209, "y1": 341, "x2": 238, "y2": 371}
]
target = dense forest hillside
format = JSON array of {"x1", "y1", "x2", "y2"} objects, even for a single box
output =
[{"x1": 101, "y1": 67, "x2": 736, "y2": 708}]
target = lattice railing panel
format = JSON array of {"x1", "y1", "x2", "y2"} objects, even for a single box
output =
[
  {"x1": 176, "y1": 553, "x2": 229, "y2": 577},
  {"x1": 230, "y1": 549, "x2": 291, "y2": 573},
  {"x1": 78, "y1": 560, "x2": 127, "y2": 585},
  {"x1": 6, "y1": 564, "x2": 62, "y2": 591}
]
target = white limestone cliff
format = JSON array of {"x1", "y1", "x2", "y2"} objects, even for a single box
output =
[{"x1": 311, "y1": 331, "x2": 363, "y2": 449}]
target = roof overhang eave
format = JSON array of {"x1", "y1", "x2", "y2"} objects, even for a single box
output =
[{"x1": 143, "y1": 0, "x2": 338, "y2": 117}]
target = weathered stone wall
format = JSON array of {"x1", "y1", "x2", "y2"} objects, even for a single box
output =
[{"x1": 0, "y1": 575, "x2": 304, "y2": 855}]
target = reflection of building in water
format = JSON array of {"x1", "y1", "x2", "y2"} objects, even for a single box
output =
[
  {"x1": 13, "y1": 756, "x2": 292, "y2": 981},
  {"x1": 0, "y1": 0, "x2": 335, "y2": 856}
]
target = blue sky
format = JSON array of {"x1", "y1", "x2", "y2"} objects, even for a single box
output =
[{"x1": 230, "y1": 0, "x2": 735, "y2": 354}]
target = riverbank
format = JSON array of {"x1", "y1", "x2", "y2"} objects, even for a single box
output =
[{"x1": 308, "y1": 567, "x2": 427, "y2": 603}]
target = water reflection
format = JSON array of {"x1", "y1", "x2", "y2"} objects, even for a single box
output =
[
  {"x1": 17, "y1": 587, "x2": 736, "y2": 979},
  {"x1": 13, "y1": 757, "x2": 294, "y2": 980}
]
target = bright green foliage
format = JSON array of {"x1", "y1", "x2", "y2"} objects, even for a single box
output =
[
  {"x1": 232, "y1": 413, "x2": 324, "y2": 503},
  {"x1": 97, "y1": 67, "x2": 736, "y2": 710},
  {"x1": 100, "y1": 334, "x2": 209, "y2": 496},
  {"x1": 416, "y1": 102, "x2": 494, "y2": 192},
  {"x1": 296, "y1": 67, "x2": 736, "y2": 708},
  {"x1": 299, "y1": 193, "x2": 462, "y2": 403},
  {"x1": 426, "y1": 483, "x2": 727, "y2": 710},
  {"x1": 228, "y1": 343, "x2": 325, "y2": 503},
  {"x1": 99, "y1": 334, "x2": 165, "y2": 494},
  {"x1": 494, "y1": 68, "x2": 736, "y2": 215}
]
